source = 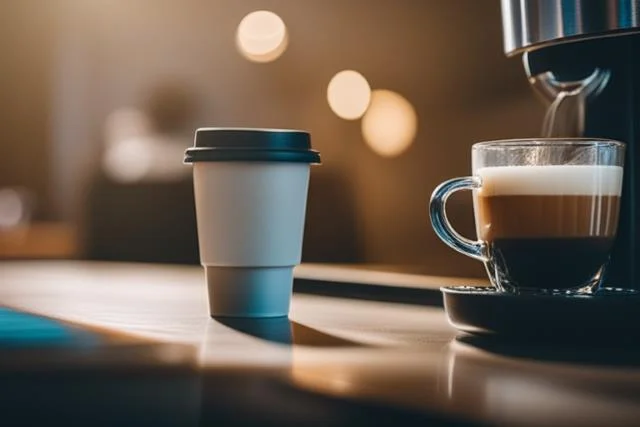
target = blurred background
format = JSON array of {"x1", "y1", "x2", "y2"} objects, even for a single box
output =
[{"x1": 0, "y1": 0, "x2": 545, "y2": 277}]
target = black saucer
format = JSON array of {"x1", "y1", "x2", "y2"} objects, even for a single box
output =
[{"x1": 442, "y1": 286, "x2": 640, "y2": 342}]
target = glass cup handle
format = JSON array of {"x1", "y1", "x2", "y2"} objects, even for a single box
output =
[{"x1": 429, "y1": 176, "x2": 488, "y2": 262}]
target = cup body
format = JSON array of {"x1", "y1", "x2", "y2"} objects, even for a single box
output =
[
  {"x1": 193, "y1": 162, "x2": 309, "y2": 317},
  {"x1": 194, "y1": 162, "x2": 310, "y2": 267},
  {"x1": 431, "y1": 139, "x2": 625, "y2": 294},
  {"x1": 185, "y1": 128, "x2": 320, "y2": 317}
]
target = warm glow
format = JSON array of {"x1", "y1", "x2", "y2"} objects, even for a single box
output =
[
  {"x1": 327, "y1": 70, "x2": 371, "y2": 120},
  {"x1": 361, "y1": 90, "x2": 418, "y2": 157},
  {"x1": 236, "y1": 10, "x2": 288, "y2": 63}
]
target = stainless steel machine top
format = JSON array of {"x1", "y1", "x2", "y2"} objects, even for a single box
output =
[{"x1": 501, "y1": 0, "x2": 640, "y2": 55}]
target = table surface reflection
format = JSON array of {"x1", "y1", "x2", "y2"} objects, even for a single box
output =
[{"x1": 1, "y1": 261, "x2": 639, "y2": 427}]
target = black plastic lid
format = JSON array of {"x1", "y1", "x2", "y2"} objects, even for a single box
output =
[{"x1": 184, "y1": 128, "x2": 321, "y2": 164}]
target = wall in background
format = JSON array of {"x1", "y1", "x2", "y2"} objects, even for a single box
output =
[
  {"x1": 0, "y1": 0, "x2": 545, "y2": 276},
  {"x1": 0, "y1": 1, "x2": 56, "y2": 218}
]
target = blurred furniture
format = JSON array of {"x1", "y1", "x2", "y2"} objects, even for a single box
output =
[
  {"x1": 1, "y1": 261, "x2": 639, "y2": 426},
  {"x1": 302, "y1": 170, "x2": 361, "y2": 263},
  {"x1": 0, "y1": 222, "x2": 77, "y2": 259},
  {"x1": 83, "y1": 175, "x2": 200, "y2": 264}
]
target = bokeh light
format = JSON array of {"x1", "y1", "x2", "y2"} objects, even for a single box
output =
[
  {"x1": 361, "y1": 90, "x2": 418, "y2": 157},
  {"x1": 102, "y1": 108, "x2": 152, "y2": 183},
  {"x1": 103, "y1": 137, "x2": 152, "y2": 183},
  {"x1": 236, "y1": 10, "x2": 288, "y2": 63},
  {"x1": 0, "y1": 189, "x2": 27, "y2": 228},
  {"x1": 103, "y1": 108, "x2": 151, "y2": 147},
  {"x1": 327, "y1": 70, "x2": 372, "y2": 120}
]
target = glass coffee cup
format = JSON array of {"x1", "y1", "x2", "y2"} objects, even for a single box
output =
[{"x1": 430, "y1": 139, "x2": 625, "y2": 294}]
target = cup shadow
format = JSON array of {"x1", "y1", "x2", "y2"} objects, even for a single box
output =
[
  {"x1": 456, "y1": 333, "x2": 640, "y2": 367},
  {"x1": 215, "y1": 317, "x2": 365, "y2": 347}
]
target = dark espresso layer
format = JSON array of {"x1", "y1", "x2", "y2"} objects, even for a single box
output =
[
  {"x1": 489, "y1": 237, "x2": 614, "y2": 290},
  {"x1": 476, "y1": 194, "x2": 620, "y2": 290},
  {"x1": 476, "y1": 195, "x2": 620, "y2": 241}
]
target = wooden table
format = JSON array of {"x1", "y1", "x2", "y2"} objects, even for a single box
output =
[{"x1": 0, "y1": 261, "x2": 638, "y2": 426}]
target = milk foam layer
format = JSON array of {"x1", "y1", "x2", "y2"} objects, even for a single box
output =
[{"x1": 476, "y1": 165, "x2": 623, "y2": 196}]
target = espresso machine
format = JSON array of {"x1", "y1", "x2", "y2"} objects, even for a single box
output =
[{"x1": 500, "y1": 0, "x2": 640, "y2": 289}]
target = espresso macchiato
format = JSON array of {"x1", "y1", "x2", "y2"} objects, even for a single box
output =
[{"x1": 474, "y1": 165, "x2": 623, "y2": 291}]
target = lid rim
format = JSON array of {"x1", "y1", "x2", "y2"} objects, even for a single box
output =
[{"x1": 184, "y1": 149, "x2": 321, "y2": 164}]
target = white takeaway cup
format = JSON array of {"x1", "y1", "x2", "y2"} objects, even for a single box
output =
[{"x1": 184, "y1": 128, "x2": 321, "y2": 318}]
